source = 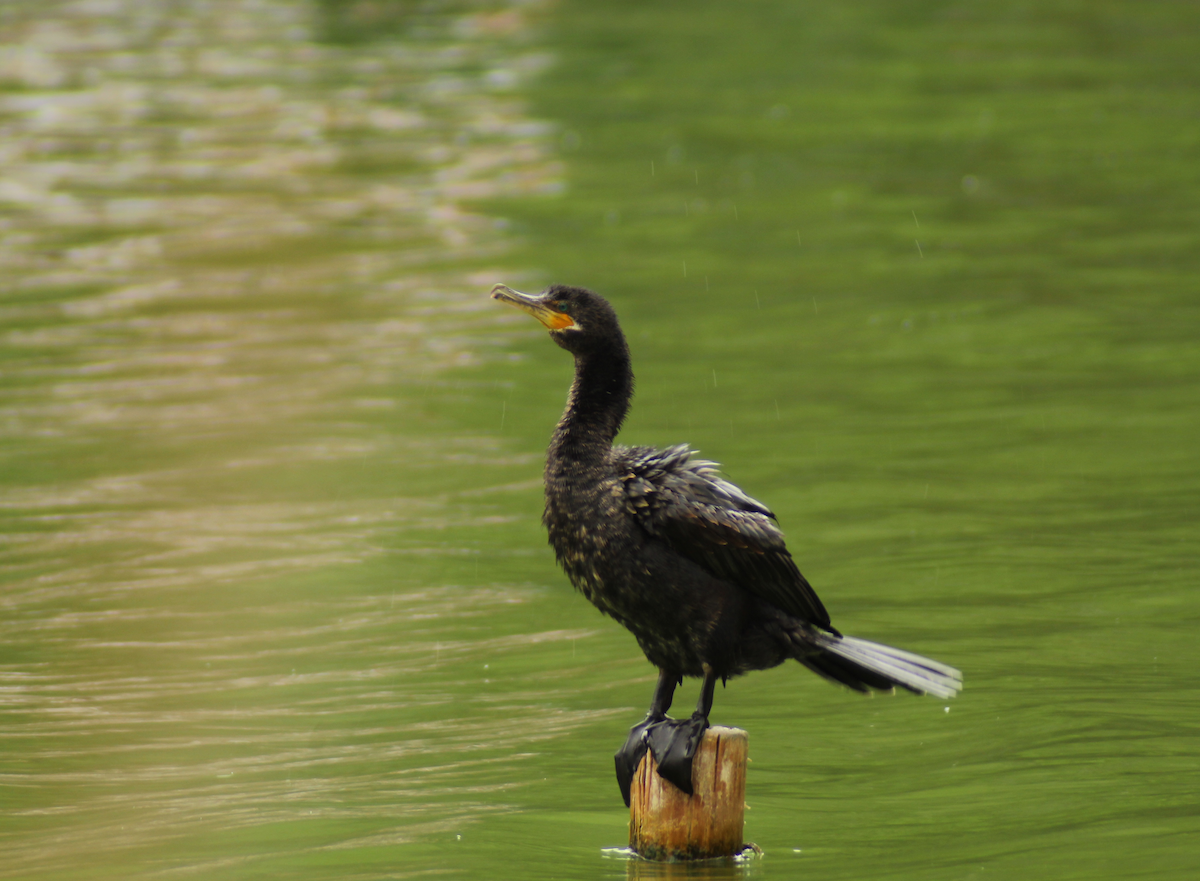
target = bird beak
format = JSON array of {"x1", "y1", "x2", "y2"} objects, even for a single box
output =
[{"x1": 490, "y1": 284, "x2": 576, "y2": 330}]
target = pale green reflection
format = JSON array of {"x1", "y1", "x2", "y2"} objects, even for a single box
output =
[{"x1": 1, "y1": 0, "x2": 570, "y2": 877}]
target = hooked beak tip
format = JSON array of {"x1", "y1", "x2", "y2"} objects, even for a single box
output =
[{"x1": 488, "y1": 283, "x2": 575, "y2": 331}]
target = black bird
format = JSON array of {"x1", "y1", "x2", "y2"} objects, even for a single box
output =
[{"x1": 491, "y1": 283, "x2": 962, "y2": 806}]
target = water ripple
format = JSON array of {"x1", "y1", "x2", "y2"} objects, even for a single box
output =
[{"x1": 0, "y1": 0, "x2": 576, "y2": 876}]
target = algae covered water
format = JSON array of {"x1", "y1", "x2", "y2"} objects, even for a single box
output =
[{"x1": 2, "y1": 1, "x2": 1198, "y2": 879}]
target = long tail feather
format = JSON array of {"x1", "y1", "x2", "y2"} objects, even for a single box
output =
[{"x1": 809, "y1": 632, "x2": 963, "y2": 700}]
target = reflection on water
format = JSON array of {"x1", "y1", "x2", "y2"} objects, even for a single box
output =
[
  {"x1": 0, "y1": 0, "x2": 558, "y2": 444},
  {"x1": 605, "y1": 845, "x2": 763, "y2": 881},
  {"x1": 0, "y1": 0, "x2": 583, "y2": 876}
]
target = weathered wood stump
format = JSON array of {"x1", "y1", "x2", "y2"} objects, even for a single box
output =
[{"x1": 628, "y1": 726, "x2": 747, "y2": 861}]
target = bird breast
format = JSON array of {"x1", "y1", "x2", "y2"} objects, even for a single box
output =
[{"x1": 544, "y1": 476, "x2": 641, "y2": 612}]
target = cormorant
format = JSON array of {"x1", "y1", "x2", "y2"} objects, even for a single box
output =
[{"x1": 491, "y1": 283, "x2": 962, "y2": 806}]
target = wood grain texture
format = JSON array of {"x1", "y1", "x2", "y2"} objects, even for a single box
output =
[{"x1": 628, "y1": 726, "x2": 747, "y2": 861}]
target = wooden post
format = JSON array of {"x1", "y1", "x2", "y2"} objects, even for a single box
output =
[{"x1": 628, "y1": 726, "x2": 747, "y2": 861}]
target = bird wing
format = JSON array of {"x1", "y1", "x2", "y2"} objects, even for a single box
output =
[{"x1": 614, "y1": 444, "x2": 832, "y2": 628}]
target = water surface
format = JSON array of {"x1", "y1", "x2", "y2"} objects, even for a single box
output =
[{"x1": 2, "y1": 1, "x2": 1199, "y2": 879}]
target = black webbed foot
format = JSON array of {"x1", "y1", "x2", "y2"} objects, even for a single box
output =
[
  {"x1": 615, "y1": 712, "x2": 662, "y2": 807},
  {"x1": 645, "y1": 711, "x2": 709, "y2": 796},
  {"x1": 615, "y1": 667, "x2": 718, "y2": 806},
  {"x1": 614, "y1": 711, "x2": 710, "y2": 806}
]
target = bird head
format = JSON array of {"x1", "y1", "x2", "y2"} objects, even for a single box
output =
[{"x1": 490, "y1": 284, "x2": 623, "y2": 356}]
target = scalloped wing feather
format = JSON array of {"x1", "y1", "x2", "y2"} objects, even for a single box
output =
[{"x1": 615, "y1": 444, "x2": 832, "y2": 628}]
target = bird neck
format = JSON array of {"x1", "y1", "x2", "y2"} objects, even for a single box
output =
[{"x1": 550, "y1": 343, "x2": 633, "y2": 462}]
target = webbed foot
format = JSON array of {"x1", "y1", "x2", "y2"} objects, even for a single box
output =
[
  {"x1": 615, "y1": 712, "x2": 662, "y2": 807},
  {"x1": 646, "y1": 711, "x2": 709, "y2": 796},
  {"x1": 614, "y1": 711, "x2": 710, "y2": 806},
  {"x1": 614, "y1": 667, "x2": 718, "y2": 806}
]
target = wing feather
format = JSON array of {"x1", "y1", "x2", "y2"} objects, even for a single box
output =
[{"x1": 615, "y1": 444, "x2": 831, "y2": 628}]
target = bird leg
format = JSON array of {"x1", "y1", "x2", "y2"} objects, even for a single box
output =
[
  {"x1": 615, "y1": 667, "x2": 678, "y2": 807},
  {"x1": 614, "y1": 666, "x2": 719, "y2": 806},
  {"x1": 647, "y1": 665, "x2": 716, "y2": 797}
]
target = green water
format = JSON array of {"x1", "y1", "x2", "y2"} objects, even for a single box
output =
[{"x1": 2, "y1": 1, "x2": 1198, "y2": 878}]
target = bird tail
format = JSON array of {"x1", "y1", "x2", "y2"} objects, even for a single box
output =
[{"x1": 798, "y1": 631, "x2": 963, "y2": 700}]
